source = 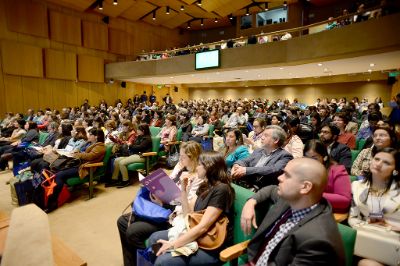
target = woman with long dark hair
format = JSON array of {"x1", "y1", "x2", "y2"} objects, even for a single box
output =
[{"x1": 148, "y1": 151, "x2": 235, "y2": 266}]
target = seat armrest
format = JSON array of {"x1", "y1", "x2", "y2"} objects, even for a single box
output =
[
  {"x1": 82, "y1": 162, "x2": 103, "y2": 168},
  {"x1": 167, "y1": 141, "x2": 181, "y2": 145},
  {"x1": 142, "y1": 152, "x2": 157, "y2": 157},
  {"x1": 219, "y1": 240, "x2": 250, "y2": 262},
  {"x1": 334, "y1": 213, "x2": 349, "y2": 223}
]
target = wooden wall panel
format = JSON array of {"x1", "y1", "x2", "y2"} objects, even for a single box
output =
[
  {"x1": 5, "y1": 0, "x2": 48, "y2": 38},
  {"x1": 45, "y1": 49, "x2": 77, "y2": 80},
  {"x1": 109, "y1": 28, "x2": 134, "y2": 55},
  {"x1": 77, "y1": 55, "x2": 104, "y2": 83},
  {"x1": 82, "y1": 21, "x2": 108, "y2": 51},
  {"x1": 49, "y1": 11, "x2": 81, "y2": 46},
  {"x1": 21, "y1": 78, "x2": 40, "y2": 111},
  {"x1": 1, "y1": 41, "x2": 43, "y2": 77},
  {"x1": 3, "y1": 75, "x2": 23, "y2": 113}
]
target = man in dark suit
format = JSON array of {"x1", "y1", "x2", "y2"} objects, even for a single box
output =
[
  {"x1": 241, "y1": 158, "x2": 345, "y2": 266},
  {"x1": 319, "y1": 124, "x2": 352, "y2": 173},
  {"x1": 231, "y1": 125, "x2": 293, "y2": 190}
]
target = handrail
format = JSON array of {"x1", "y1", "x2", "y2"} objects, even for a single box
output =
[{"x1": 137, "y1": 7, "x2": 382, "y2": 58}]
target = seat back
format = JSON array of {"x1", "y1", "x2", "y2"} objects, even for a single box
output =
[
  {"x1": 337, "y1": 223, "x2": 357, "y2": 266},
  {"x1": 351, "y1": 149, "x2": 360, "y2": 164},
  {"x1": 231, "y1": 184, "x2": 256, "y2": 244},
  {"x1": 176, "y1": 128, "x2": 183, "y2": 142},
  {"x1": 150, "y1": 126, "x2": 161, "y2": 136},
  {"x1": 208, "y1": 124, "x2": 215, "y2": 137},
  {"x1": 150, "y1": 136, "x2": 161, "y2": 165},
  {"x1": 356, "y1": 138, "x2": 366, "y2": 150},
  {"x1": 94, "y1": 144, "x2": 114, "y2": 176},
  {"x1": 38, "y1": 132, "x2": 49, "y2": 145}
]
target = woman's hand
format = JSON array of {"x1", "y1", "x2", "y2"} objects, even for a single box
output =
[
  {"x1": 180, "y1": 172, "x2": 190, "y2": 192},
  {"x1": 150, "y1": 193, "x2": 163, "y2": 206},
  {"x1": 156, "y1": 239, "x2": 174, "y2": 256}
]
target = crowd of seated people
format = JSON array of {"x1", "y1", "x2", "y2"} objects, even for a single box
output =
[
  {"x1": 1, "y1": 93, "x2": 400, "y2": 265},
  {"x1": 136, "y1": 2, "x2": 398, "y2": 62}
]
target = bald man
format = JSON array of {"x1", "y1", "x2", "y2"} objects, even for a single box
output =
[{"x1": 241, "y1": 158, "x2": 345, "y2": 266}]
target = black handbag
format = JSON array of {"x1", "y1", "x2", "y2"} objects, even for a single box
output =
[{"x1": 50, "y1": 156, "x2": 81, "y2": 171}]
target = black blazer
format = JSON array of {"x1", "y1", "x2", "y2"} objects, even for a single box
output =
[{"x1": 247, "y1": 186, "x2": 345, "y2": 266}]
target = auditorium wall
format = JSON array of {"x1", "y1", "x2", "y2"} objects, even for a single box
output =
[
  {"x1": 0, "y1": 0, "x2": 188, "y2": 114},
  {"x1": 189, "y1": 81, "x2": 391, "y2": 105}
]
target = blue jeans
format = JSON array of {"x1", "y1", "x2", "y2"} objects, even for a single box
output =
[{"x1": 148, "y1": 230, "x2": 221, "y2": 266}]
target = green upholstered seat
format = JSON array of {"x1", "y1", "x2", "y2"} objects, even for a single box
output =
[
  {"x1": 38, "y1": 132, "x2": 49, "y2": 145},
  {"x1": 66, "y1": 144, "x2": 113, "y2": 199},
  {"x1": 150, "y1": 126, "x2": 161, "y2": 137},
  {"x1": 221, "y1": 185, "x2": 357, "y2": 266},
  {"x1": 338, "y1": 223, "x2": 357, "y2": 266},
  {"x1": 351, "y1": 149, "x2": 360, "y2": 164},
  {"x1": 356, "y1": 138, "x2": 366, "y2": 150}
]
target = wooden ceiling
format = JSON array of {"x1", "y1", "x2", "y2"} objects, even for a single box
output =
[{"x1": 44, "y1": 0, "x2": 297, "y2": 30}]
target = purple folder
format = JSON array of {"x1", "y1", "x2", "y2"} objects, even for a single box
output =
[{"x1": 139, "y1": 168, "x2": 181, "y2": 203}]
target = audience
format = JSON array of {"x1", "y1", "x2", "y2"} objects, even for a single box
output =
[
  {"x1": 349, "y1": 147, "x2": 400, "y2": 266},
  {"x1": 304, "y1": 139, "x2": 352, "y2": 213},
  {"x1": 223, "y1": 128, "x2": 250, "y2": 169},
  {"x1": 231, "y1": 125, "x2": 293, "y2": 191},
  {"x1": 117, "y1": 141, "x2": 203, "y2": 265},
  {"x1": 241, "y1": 158, "x2": 345, "y2": 265},
  {"x1": 351, "y1": 126, "x2": 396, "y2": 177},
  {"x1": 319, "y1": 124, "x2": 352, "y2": 173},
  {"x1": 148, "y1": 151, "x2": 234, "y2": 266}
]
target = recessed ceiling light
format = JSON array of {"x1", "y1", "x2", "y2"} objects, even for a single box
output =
[
  {"x1": 368, "y1": 69, "x2": 372, "y2": 72},
  {"x1": 370, "y1": 63, "x2": 375, "y2": 67},
  {"x1": 317, "y1": 63, "x2": 322, "y2": 66},
  {"x1": 329, "y1": 73, "x2": 332, "y2": 76},
  {"x1": 170, "y1": 76, "x2": 174, "y2": 78},
  {"x1": 245, "y1": 70, "x2": 249, "y2": 73},
  {"x1": 279, "y1": 67, "x2": 284, "y2": 70},
  {"x1": 367, "y1": 78, "x2": 371, "y2": 82}
]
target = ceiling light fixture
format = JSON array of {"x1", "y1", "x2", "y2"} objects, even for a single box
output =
[
  {"x1": 197, "y1": 0, "x2": 202, "y2": 6},
  {"x1": 246, "y1": 7, "x2": 250, "y2": 16},
  {"x1": 317, "y1": 63, "x2": 322, "y2": 66},
  {"x1": 200, "y1": 18, "x2": 204, "y2": 26},
  {"x1": 368, "y1": 69, "x2": 372, "y2": 72},
  {"x1": 370, "y1": 63, "x2": 375, "y2": 67},
  {"x1": 113, "y1": 0, "x2": 118, "y2": 6},
  {"x1": 214, "y1": 18, "x2": 218, "y2": 23},
  {"x1": 166, "y1": 6, "x2": 170, "y2": 15},
  {"x1": 229, "y1": 14, "x2": 233, "y2": 20},
  {"x1": 180, "y1": 5, "x2": 184, "y2": 11},
  {"x1": 98, "y1": 0, "x2": 103, "y2": 10},
  {"x1": 264, "y1": 2, "x2": 269, "y2": 11},
  {"x1": 187, "y1": 22, "x2": 191, "y2": 29},
  {"x1": 283, "y1": 1, "x2": 287, "y2": 7},
  {"x1": 152, "y1": 11, "x2": 156, "y2": 20}
]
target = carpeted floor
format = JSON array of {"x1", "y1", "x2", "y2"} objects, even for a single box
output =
[{"x1": 0, "y1": 168, "x2": 141, "y2": 266}]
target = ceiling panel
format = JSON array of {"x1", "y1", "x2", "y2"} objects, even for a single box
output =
[
  {"x1": 45, "y1": 0, "x2": 93, "y2": 12},
  {"x1": 142, "y1": 8, "x2": 179, "y2": 26},
  {"x1": 163, "y1": 13, "x2": 193, "y2": 29},
  {"x1": 94, "y1": 0, "x2": 136, "y2": 17},
  {"x1": 120, "y1": 1, "x2": 156, "y2": 21},
  {"x1": 44, "y1": 0, "x2": 297, "y2": 30}
]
